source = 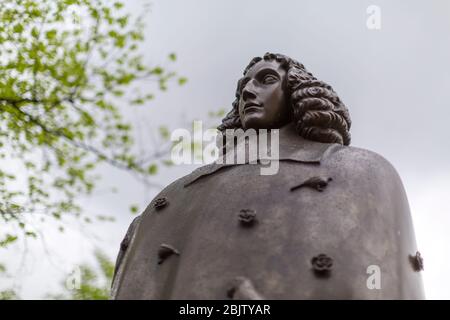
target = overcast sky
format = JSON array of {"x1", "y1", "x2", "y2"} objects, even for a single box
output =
[{"x1": 3, "y1": 0, "x2": 450, "y2": 299}]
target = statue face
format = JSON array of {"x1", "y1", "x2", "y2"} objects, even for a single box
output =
[{"x1": 238, "y1": 60, "x2": 289, "y2": 130}]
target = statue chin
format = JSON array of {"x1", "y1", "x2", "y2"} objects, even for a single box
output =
[{"x1": 241, "y1": 115, "x2": 291, "y2": 131}]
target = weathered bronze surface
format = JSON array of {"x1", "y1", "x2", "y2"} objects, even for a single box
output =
[{"x1": 111, "y1": 53, "x2": 424, "y2": 299}]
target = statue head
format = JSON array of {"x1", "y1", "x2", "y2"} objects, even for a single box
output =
[{"x1": 218, "y1": 53, "x2": 352, "y2": 145}]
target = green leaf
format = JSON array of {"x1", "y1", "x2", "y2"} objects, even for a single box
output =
[
  {"x1": 31, "y1": 27, "x2": 39, "y2": 38},
  {"x1": 117, "y1": 16, "x2": 128, "y2": 28},
  {"x1": 178, "y1": 77, "x2": 187, "y2": 85},
  {"x1": 46, "y1": 30, "x2": 57, "y2": 40},
  {"x1": 130, "y1": 205, "x2": 139, "y2": 214},
  {"x1": 168, "y1": 53, "x2": 176, "y2": 61},
  {"x1": 0, "y1": 234, "x2": 18, "y2": 247},
  {"x1": 25, "y1": 231, "x2": 37, "y2": 238},
  {"x1": 114, "y1": 2, "x2": 124, "y2": 9},
  {"x1": 158, "y1": 126, "x2": 170, "y2": 140},
  {"x1": 13, "y1": 24, "x2": 24, "y2": 33},
  {"x1": 151, "y1": 67, "x2": 163, "y2": 75},
  {"x1": 147, "y1": 164, "x2": 157, "y2": 175}
]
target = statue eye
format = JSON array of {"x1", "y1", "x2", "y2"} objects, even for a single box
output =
[{"x1": 262, "y1": 74, "x2": 278, "y2": 84}]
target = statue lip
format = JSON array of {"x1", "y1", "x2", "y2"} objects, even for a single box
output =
[{"x1": 243, "y1": 102, "x2": 262, "y2": 113}]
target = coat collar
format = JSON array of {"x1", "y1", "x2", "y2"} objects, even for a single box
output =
[
  {"x1": 273, "y1": 123, "x2": 340, "y2": 163},
  {"x1": 184, "y1": 123, "x2": 343, "y2": 187}
]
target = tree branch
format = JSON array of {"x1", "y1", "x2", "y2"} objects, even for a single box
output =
[{"x1": 1, "y1": 102, "x2": 145, "y2": 173}]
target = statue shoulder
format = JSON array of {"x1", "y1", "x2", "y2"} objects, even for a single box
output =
[
  {"x1": 141, "y1": 167, "x2": 204, "y2": 211},
  {"x1": 329, "y1": 145, "x2": 404, "y2": 184},
  {"x1": 136, "y1": 163, "x2": 220, "y2": 216}
]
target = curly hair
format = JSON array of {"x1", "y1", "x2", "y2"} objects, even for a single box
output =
[{"x1": 217, "y1": 52, "x2": 351, "y2": 145}]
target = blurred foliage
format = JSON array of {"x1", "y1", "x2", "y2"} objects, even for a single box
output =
[
  {"x1": 0, "y1": 0, "x2": 186, "y2": 246},
  {"x1": 49, "y1": 250, "x2": 114, "y2": 300},
  {"x1": 208, "y1": 108, "x2": 226, "y2": 118},
  {"x1": 0, "y1": 262, "x2": 19, "y2": 299},
  {"x1": 0, "y1": 289, "x2": 19, "y2": 300},
  {"x1": 0, "y1": 250, "x2": 115, "y2": 300}
]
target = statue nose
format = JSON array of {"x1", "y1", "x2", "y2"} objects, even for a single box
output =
[
  {"x1": 242, "y1": 89, "x2": 256, "y2": 101},
  {"x1": 242, "y1": 81, "x2": 256, "y2": 101}
]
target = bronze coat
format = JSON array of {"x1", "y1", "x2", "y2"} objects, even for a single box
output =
[{"x1": 111, "y1": 128, "x2": 424, "y2": 299}]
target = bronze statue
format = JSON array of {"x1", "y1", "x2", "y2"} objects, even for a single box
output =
[{"x1": 111, "y1": 53, "x2": 424, "y2": 299}]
